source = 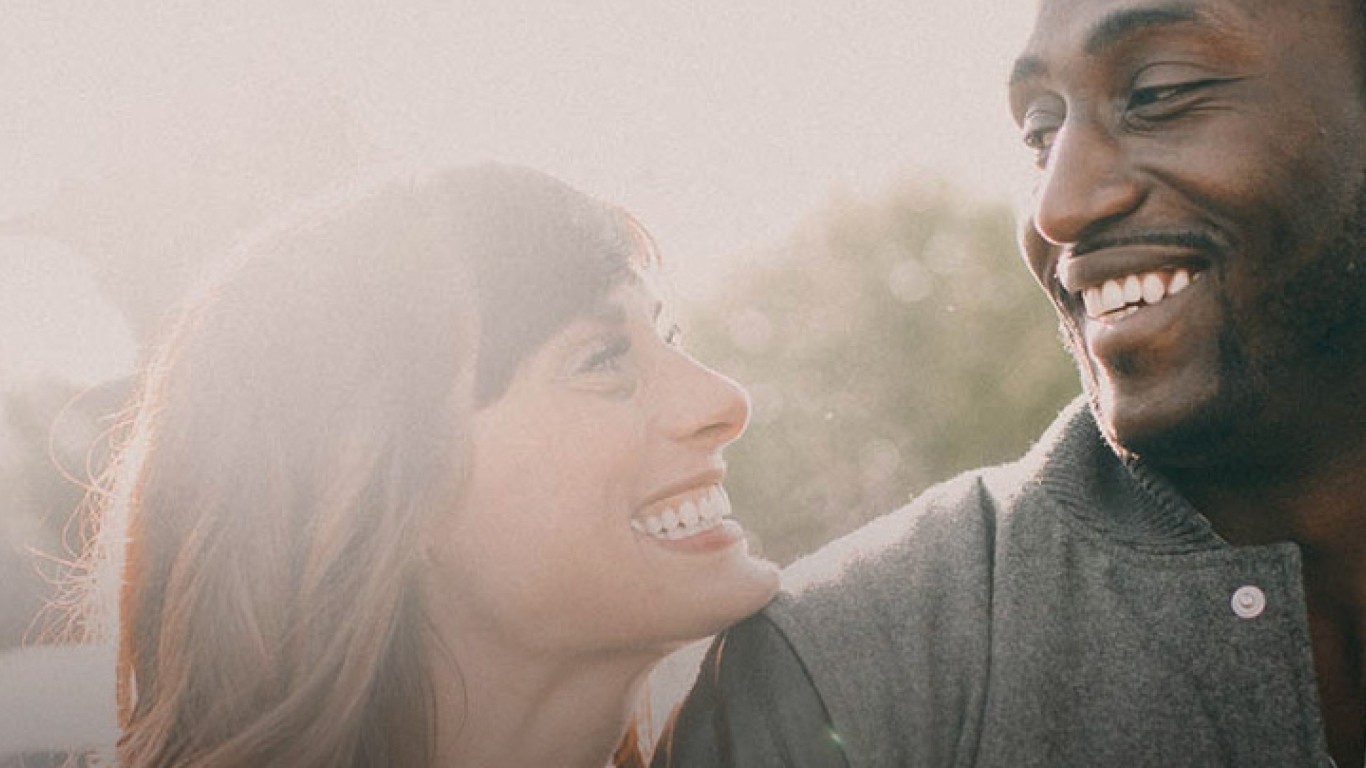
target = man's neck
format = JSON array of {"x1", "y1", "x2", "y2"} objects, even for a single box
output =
[
  {"x1": 1166, "y1": 437, "x2": 1366, "y2": 768},
  {"x1": 1167, "y1": 438, "x2": 1366, "y2": 610}
]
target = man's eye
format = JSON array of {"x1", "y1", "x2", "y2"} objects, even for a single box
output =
[
  {"x1": 1022, "y1": 124, "x2": 1059, "y2": 167},
  {"x1": 1020, "y1": 103, "x2": 1063, "y2": 166},
  {"x1": 1129, "y1": 84, "x2": 1185, "y2": 109},
  {"x1": 1023, "y1": 126, "x2": 1055, "y2": 152},
  {"x1": 1127, "y1": 79, "x2": 1219, "y2": 112}
]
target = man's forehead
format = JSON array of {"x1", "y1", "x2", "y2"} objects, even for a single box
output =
[
  {"x1": 1026, "y1": 0, "x2": 1218, "y2": 45},
  {"x1": 1013, "y1": 1, "x2": 1185, "y2": 88},
  {"x1": 1024, "y1": 0, "x2": 1342, "y2": 42},
  {"x1": 1010, "y1": 0, "x2": 1352, "y2": 84}
]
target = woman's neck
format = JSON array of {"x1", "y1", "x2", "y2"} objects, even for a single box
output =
[{"x1": 429, "y1": 632, "x2": 660, "y2": 768}]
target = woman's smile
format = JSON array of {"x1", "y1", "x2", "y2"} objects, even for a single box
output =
[{"x1": 631, "y1": 483, "x2": 730, "y2": 540}]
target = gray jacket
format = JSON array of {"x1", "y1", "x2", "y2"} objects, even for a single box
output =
[{"x1": 656, "y1": 400, "x2": 1334, "y2": 767}]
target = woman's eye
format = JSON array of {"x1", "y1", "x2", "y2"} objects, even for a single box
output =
[
  {"x1": 662, "y1": 322, "x2": 684, "y2": 348},
  {"x1": 577, "y1": 336, "x2": 631, "y2": 375}
]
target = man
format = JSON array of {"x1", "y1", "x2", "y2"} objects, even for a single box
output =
[{"x1": 655, "y1": 0, "x2": 1366, "y2": 765}]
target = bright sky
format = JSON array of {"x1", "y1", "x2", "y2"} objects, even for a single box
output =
[
  {"x1": 0, "y1": 0, "x2": 1040, "y2": 387},
  {"x1": 0, "y1": 240, "x2": 136, "y2": 387}
]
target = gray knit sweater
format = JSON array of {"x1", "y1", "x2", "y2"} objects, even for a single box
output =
[{"x1": 657, "y1": 399, "x2": 1333, "y2": 767}]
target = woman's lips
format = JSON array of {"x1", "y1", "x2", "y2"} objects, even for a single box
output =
[{"x1": 630, "y1": 485, "x2": 732, "y2": 541}]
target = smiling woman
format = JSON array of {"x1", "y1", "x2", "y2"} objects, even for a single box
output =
[{"x1": 66, "y1": 164, "x2": 778, "y2": 768}]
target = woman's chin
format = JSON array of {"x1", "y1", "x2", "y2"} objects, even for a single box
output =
[{"x1": 672, "y1": 554, "x2": 780, "y2": 641}]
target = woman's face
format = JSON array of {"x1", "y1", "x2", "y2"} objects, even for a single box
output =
[{"x1": 431, "y1": 271, "x2": 778, "y2": 656}]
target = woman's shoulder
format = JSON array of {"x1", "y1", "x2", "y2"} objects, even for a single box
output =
[{"x1": 778, "y1": 468, "x2": 1004, "y2": 607}]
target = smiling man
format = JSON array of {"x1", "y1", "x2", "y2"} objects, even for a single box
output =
[{"x1": 656, "y1": 1, "x2": 1366, "y2": 766}]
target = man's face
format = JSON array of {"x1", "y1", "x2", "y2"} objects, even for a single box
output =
[{"x1": 1009, "y1": 0, "x2": 1366, "y2": 468}]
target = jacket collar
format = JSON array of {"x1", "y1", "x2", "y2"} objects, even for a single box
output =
[{"x1": 1019, "y1": 396, "x2": 1228, "y2": 552}]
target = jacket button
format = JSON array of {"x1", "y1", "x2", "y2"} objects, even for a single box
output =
[{"x1": 1231, "y1": 585, "x2": 1266, "y2": 619}]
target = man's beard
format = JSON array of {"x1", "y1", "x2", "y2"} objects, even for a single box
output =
[{"x1": 1070, "y1": 177, "x2": 1366, "y2": 472}]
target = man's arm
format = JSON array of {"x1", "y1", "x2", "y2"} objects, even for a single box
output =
[{"x1": 652, "y1": 613, "x2": 851, "y2": 768}]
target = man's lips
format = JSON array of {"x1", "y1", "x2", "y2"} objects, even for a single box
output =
[
  {"x1": 1079, "y1": 267, "x2": 1201, "y2": 320},
  {"x1": 1057, "y1": 247, "x2": 1208, "y2": 295},
  {"x1": 1049, "y1": 233, "x2": 1216, "y2": 320}
]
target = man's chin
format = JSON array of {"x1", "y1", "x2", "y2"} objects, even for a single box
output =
[{"x1": 1091, "y1": 389, "x2": 1248, "y2": 470}]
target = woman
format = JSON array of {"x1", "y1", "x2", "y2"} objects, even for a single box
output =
[{"x1": 73, "y1": 164, "x2": 779, "y2": 766}]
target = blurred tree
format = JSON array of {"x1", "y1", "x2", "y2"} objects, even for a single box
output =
[
  {"x1": 681, "y1": 176, "x2": 1080, "y2": 564},
  {"x1": 0, "y1": 86, "x2": 358, "y2": 652}
]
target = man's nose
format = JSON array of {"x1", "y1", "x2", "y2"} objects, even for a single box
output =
[{"x1": 1032, "y1": 119, "x2": 1144, "y2": 246}]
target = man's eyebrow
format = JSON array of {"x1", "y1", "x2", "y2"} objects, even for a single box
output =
[
  {"x1": 1009, "y1": 3, "x2": 1204, "y2": 87},
  {"x1": 1085, "y1": 4, "x2": 1201, "y2": 55}
]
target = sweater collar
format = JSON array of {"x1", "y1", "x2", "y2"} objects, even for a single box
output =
[{"x1": 1023, "y1": 397, "x2": 1227, "y2": 552}]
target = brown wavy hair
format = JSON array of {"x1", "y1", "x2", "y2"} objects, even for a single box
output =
[{"x1": 73, "y1": 164, "x2": 656, "y2": 767}]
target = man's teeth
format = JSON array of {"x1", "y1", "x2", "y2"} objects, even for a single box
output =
[
  {"x1": 1123, "y1": 275, "x2": 1142, "y2": 304},
  {"x1": 1081, "y1": 268, "x2": 1196, "y2": 319},
  {"x1": 630, "y1": 486, "x2": 731, "y2": 540}
]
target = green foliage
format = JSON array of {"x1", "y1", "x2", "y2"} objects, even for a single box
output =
[{"x1": 681, "y1": 178, "x2": 1080, "y2": 563}]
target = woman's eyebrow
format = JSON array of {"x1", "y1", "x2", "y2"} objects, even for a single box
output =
[
  {"x1": 583, "y1": 301, "x2": 627, "y2": 327},
  {"x1": 576, "y1": 292, "x2": 662, "y2": 330}
]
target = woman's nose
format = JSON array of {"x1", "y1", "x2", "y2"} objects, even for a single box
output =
[{"x1": 658, "y1": 354, "x2": 751, "y2": 448}]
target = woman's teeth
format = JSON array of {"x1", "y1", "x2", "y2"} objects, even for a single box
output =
[
  {"x1": 631, "y1": 486, "x2": 731, "y2": 541},
  {"x1": 1081, "y1": 267, "x2": 1196, "y2": 319}
]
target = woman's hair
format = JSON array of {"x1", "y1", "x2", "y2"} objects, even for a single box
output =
[{"x1": 72, "y1": 164, "x2": 657, "y2": 767}]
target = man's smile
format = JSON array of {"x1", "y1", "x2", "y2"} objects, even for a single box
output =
[
  {"x1": 1053, "y1": 235, "x2": 1216, "y2": 325},
  {"x1": 1077, "y1": 266, "x2": 1197, "y2": 319}
]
